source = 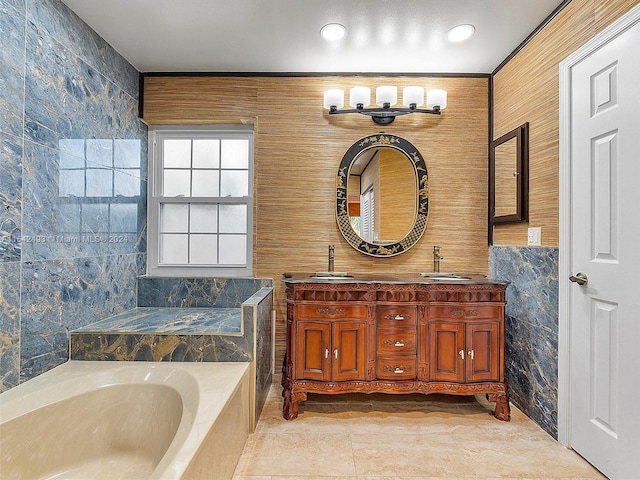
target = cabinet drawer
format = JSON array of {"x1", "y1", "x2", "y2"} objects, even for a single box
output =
[
  {"x1": 376, "y1": 355, "x2": 417, "y2": 381},
  {"x1": 428, "y1": 304, "x2": 502, "y2": 321},
  {"x1": 377, "y1": 306, "x2": 417, "y2": 328},
  {"x1": 377, "y1": 330, "x2": 417, "y2": 355},
  {"x1": 297, "y1": 304, "x2": 367, "y2": 321}
]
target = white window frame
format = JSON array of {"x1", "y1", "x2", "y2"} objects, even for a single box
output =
[{"x1": 147, "y1": 125, "x2": 253, "y2": 277}]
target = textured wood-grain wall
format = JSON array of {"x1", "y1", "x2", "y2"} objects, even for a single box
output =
[
  {"x1": 492, "y1": 0, "x2": 639, "y2": 247},
  {"x1": 144, "y1": 75, "x2": 489, "y2": 364}
]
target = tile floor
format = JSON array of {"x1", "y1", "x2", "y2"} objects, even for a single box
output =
[{"x1": 233, "y1": 380, "x2": 605, "y2": 479}]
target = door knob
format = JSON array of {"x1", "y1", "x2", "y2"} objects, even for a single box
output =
[{"x1": 569, "y1": 272, "x2": 588, "y2": 286}]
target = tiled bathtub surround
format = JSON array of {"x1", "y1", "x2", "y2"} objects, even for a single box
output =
[
  {"x1": 138, "y1": 276, "x2": 270, "y2": 308},
  {"x1": 73, "y1": 307, "x2": 243, "y2": 335},
  {"x1": 0, "y1": 0, "x2": 147, "y2": 391},
  {"x1": 71, "y1": 306, "x2": 250, "y2": 363},
  {"x1": 490, "y1": 246, "x2": 559, "y2": 438},
  {"x1": 71, "y1": 279, "x2": 274, "y2": 425},
  {"x1": 248, "y1": 286, "x2": 275, "y2": 420},
  {"x1": 20, "y1": 255, "x2": 143, "y2": 379}
]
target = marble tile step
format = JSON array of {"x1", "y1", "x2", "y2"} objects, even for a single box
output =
[
  {"x1": 73, "y1": 307, "x2": 242, "y2": 334},
  {"x1": 70, "y1": 307, "x2": 253, "y2": 363}
]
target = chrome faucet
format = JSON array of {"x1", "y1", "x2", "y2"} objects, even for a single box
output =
[
  {"x1": 433, "y1": 245, "x2": 444, "y2": 272},
  {"x1": 328, "y1": 244, "x2": 335, "y2": 273}
]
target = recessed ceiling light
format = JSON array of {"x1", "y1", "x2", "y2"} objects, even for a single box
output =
[
  {"x1": 320, "y1": 23, "x2": 347, "y2": 41},
  {"x1": 447, "y1": 24, "x2": 475, "y2": 43}
]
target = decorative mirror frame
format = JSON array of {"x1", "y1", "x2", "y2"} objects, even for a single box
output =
[
  {"x1": 489, "y1": 122, "x2": 529, "y2": 225},
  {"x1": 336, "y1": 134, "x2": 429, "y2": 257}
]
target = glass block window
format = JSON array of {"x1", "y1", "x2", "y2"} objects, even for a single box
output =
[{"x1": 148, "y1": 127, "x2": 253, "y2": 276}]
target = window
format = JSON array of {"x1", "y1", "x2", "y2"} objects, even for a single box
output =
[
  {"x1": 147, "y1": 126, "x2": 253, "y2": 276},
  {"x1": 361, "y1": 188, "x2": 375, "y2": 243}
]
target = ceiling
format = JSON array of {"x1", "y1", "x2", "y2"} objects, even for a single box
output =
[{"x1": 60, "y1": 0, "x2": 566, "y2": 74}]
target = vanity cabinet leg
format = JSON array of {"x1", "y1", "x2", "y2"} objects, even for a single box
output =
[
  {"x1": 281, "y1": 353, "x2": 300, "y2": 420},
  {"x1": 488, "y1": 387, "x2": 511, "y2": 421},
  {"x1": 282, "y1": 389, "x2": 306, "y2": 420},
  {"x1": 282, "y1": 388, "x2": 298, "y2": 420}
]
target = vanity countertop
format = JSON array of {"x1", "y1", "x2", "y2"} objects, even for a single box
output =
[{"x1": 282, "y1": 272, "x2": 505, "y2": 285}]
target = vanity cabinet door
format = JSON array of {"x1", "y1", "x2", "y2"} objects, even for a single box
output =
[
  {"x1": 296, "y1": 321, "x2": 366, "y2": 382},
  {"x1": 465, "y1": 322, "x2": 500, "y2": 382},
  {"x1": 428, "y1": 321, "x2": 500, "y2": 383},
  {"x1": 332, "y1": 322, "x2": 367, "y2": 381},
  {"x1": 296, "y1": 321, "x2": 331, "y2": 381},
  {"x1": 428, "y1": 322, "x2": 465, "y2": 382}
]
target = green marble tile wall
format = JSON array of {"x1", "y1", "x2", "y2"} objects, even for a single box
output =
[{"x1": 0, "y1": 0, "x2": 147, "y2": 391}]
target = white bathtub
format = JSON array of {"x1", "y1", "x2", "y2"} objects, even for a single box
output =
[{"x1": 0, "y1": 361, "x2": 251, "y2": 480}]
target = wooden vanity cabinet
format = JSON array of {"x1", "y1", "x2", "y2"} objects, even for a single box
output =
[{"x1": 282, "y1": 281, "x2": 510, "y2": 422}]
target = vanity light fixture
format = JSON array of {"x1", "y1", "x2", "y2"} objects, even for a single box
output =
[{"x1": 323, "y1": 86, "x2": 447, "y2": 125}]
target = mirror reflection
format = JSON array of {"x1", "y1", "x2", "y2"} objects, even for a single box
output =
[
  {"x1": 336, "y1": 135, "x2": 428, "y2": 257},
  {"x1": 493, "y1": 137, "x2": 518, "y2": 217},
  {"x1": 347, "y1": 147, "x2": 416, "y2": 243}
]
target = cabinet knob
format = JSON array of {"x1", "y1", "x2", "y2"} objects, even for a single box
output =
[
  {"x1": 325, "y1": 349, "x2": 329, "y2": 359},
  {"x1": 468, "y1": 350, "x2": 474, "y2": 360},
  {"x1": 394, "y1": 367, "x2": 405, "y2": 374},
  {"x1": 334, "y1": 349, "x2": 338, "y2": 359},
  {"x1": 394, "y1": 341, "x2": 405, "y2": 347},
  {"x1": 394, "y1": 315, "x2": 405, "y2": 320},
  {"x1": 459, "y1": 350, "x2": 465, "y2": 359}
]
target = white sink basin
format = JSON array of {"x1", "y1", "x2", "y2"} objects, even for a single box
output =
[
  {"x1": 420, "y1": 273, "x2": 471, "y2": 281},
  {"x1": 310, "y1": 272, "x2": 353, "y2": 279}
]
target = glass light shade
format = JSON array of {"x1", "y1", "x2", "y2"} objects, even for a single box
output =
[
  {"x1": 376, "y1": 86, "x2": 397, "y2": 106},
  {"x1": 349, "y1": 87, "x2": 371, "y2": 108},
  {"x1": 323, "y1": 89, "x2": 344, "y2": 109},
  {"x1": 403, "y1": 86, "x2": 424, "y2": 107},
  {"x1": 426, "y1": 89, "x2": 447, "y2": 110}
]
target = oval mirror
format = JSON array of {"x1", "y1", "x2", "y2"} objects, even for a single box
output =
[{"x1": 336, "y1": 135, "x2": 429, "y2": 257}]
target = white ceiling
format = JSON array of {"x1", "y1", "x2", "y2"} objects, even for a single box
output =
[{"x1": 60, "y1": 0, "x2": 565, "y2": 74}]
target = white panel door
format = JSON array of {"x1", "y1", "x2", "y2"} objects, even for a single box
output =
[{"x1": 565, "y1": 9, "x2": 640, "y2": 479}]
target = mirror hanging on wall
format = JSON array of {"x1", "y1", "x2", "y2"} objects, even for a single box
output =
[
  {"x1": 336, "y1": 134, "x2": 428, "y2": 257},
  {"x1": 489, "y1": 122, "x2": 529, "y2": 226}
]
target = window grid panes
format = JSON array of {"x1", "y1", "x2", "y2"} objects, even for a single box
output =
[
  {"x1": 159, "y1": 203, "x2": 247, "y2": 266},
  {"x1": 149, "y1": 128, "x2": 253, "y2": 275},
  {"x1": 162, "y1": 138, "x2": 249, "y2": 198}
]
